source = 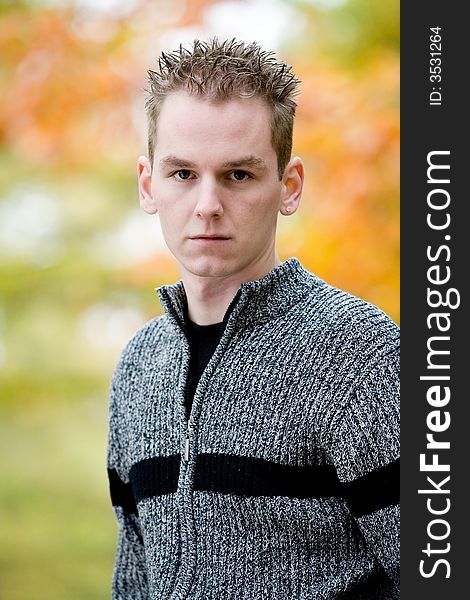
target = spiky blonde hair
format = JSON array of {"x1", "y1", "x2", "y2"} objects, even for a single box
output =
[{"x1": 145, "y1": 38, "x2": 300, "y2": 178}]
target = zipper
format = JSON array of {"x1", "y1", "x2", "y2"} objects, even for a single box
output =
[
  {"x1": 184, "y1": 429, "x2": 190, "y2": 463},
  {"x1": 183, "y1": 347, "x2": 191, "y2": 464},
  {"x1": 182, "y1": 293, "x2": 240, "y2": 465},
  {"x1": 173, "y1": 291, "x2": 241, "y2": 600}
]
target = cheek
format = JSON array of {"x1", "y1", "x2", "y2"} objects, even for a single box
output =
[
  {"x1": 160, "y1": 213, "x2": 182, "y2": 239},
  {"x1": 235, "y1": 203, "x2": 279, "y2": 244},
  {"x1": 153, "y1": 188, "x2": 183, "y2": 227},
  {"x1": 242, "y1": 188, "x2": 281, "y2": 222}
]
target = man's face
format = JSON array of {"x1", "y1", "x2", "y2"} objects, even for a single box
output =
[{"x1": 139, "y1": 92, "x2": 294, "y2": 281}]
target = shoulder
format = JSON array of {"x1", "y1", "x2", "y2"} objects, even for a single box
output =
[
  {"x1": 108, "y1": 314, "x2": 171, "y2": 429},
  {"x1": 290, "y1": 271, "x2": 399, "y2": 396},
  {"x1": 113, "y1": 314, "x2": 169, "y2": 376},
  {"x1": 300, "y1": 273, "x2": 399, "y2": 354},
  {"x1": 299, "y1": 281, "x2": 400, "y2": 455}
]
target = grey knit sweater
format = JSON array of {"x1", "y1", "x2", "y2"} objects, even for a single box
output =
[{"x1": 107, "y1": 258, "x2": 400, "y2": 600}]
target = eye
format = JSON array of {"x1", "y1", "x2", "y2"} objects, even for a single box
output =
[
  {"x1": 174, "y1": 169, "x2": 192, "y2": 180},
  {"x1": 230, "y1": 170, "x2": 250, "y2": 182}
]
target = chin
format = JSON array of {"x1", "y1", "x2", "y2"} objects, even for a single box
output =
[{"x1": 179, "y1": 254, "x2": 239, "y2": 279}]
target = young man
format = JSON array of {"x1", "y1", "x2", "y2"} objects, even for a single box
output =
[{"x1": 107, "y1": 39, "x2": 399, "y2": 599}]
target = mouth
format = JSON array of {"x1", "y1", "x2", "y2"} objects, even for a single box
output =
[{"x1": 189, "y1": 235, "x2": 231, "y2": 240}]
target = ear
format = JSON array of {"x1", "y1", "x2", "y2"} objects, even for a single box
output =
[
  {"x1": 137, "y1": 155, "x2": 158, "y2": 215},
  {"x1": 279, "y1": 156, "x2": 304, "y2": 216}
]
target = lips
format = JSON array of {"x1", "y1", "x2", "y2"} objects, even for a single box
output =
[{"x1": 190, "y1": 235, "x2": 230, "y2": 240}]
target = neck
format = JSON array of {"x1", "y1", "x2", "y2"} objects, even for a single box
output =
[{"x1": 180, "y1": 253, "x2": 281, "y2": 325}]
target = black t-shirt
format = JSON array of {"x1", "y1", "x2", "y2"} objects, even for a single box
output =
[{"x1": 185, "y1": 318, "x2": 224, "y2": 420}]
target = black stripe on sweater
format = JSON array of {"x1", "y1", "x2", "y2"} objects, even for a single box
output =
[
  {"x1": 108, "y1": 455, "x2": 180, "y2": 514},
  {"x1": 194, "y1": 453, "x2": 342, "y2": 498},
  {"x1": 108, "y1": 468, "x2": 137, "y2": 514},
  {"x1": 341, "y1": 457, "x2": 400, "y2": 518},
  {"x1": 130, "y1": 455, "x2": 181, "y2": 503},
  {"x1": 108, "y1": 454, "x2": 399, "y2": 517}
]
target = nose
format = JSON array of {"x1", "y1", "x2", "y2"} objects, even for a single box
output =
[{"x1": 194, "y1": 178, "x2": 223, "y2": 219}]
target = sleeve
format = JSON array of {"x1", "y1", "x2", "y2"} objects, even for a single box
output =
[
  {"x1": 328, "y1": 346, "x2": 400, "y2": 591},
  {"x1": 107, "y1": 357, "x2": 149, "y2": 600}
]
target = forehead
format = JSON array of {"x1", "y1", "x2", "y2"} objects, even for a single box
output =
[{"x1": 153, "y1": 92, "x2": 276, "y2": 166}]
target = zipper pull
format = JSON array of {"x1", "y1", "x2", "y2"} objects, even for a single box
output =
[{"x1": 184, "y1": 436, "x2": 190, "y2": 463}]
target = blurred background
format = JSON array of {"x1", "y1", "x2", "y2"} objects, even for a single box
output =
[{"x1": 0, "y1": 0, "x2": 399, "y2": 598}]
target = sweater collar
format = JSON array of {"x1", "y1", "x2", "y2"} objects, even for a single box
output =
[{"x1": 155, "y1": 257, "x2": 321, "y2": 334}]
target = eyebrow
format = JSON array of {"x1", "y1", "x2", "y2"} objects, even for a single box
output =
[
  {"x1": 159, "y1": 155, "x2": 268, "y2": 171},
  {"x1": 221, "y1": 156, "x2": 268, "y2": 170},
  {"x1": 159, "y1": 156, "x2": 196, "y2": 169}
]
